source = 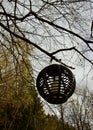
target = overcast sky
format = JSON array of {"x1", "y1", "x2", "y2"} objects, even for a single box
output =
[{"x1": 2, "y1": 0, "x2": 93, "y2": 92}]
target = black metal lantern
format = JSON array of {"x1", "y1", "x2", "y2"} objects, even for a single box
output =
[{"x1": 36, "y1": 64, "x2": 76, "y2": 104}]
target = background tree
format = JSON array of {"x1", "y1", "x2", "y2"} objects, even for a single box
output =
[
  {"x1": 0, "y1": 38, "x2": 76, "y2": 130},
  {"x1": 59, "y1": 87, "x2": 92, "y2": 130},
  {"x1": 0, "y1": 39, "x2": 46, "y2": 130}
]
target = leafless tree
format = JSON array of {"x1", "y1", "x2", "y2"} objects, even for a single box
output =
[
  {"x1": 61, "y1": 88, "x2": 93, "y2": 130},
  {"x1": 0, "y1": 0, "x2": 93, "y2": 90}
]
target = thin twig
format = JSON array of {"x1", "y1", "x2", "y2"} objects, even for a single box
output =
[{"x1": 0, "y1": 22, "x2": 74, "y2": 69}]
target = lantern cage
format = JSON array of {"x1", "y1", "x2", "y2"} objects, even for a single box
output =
[{"x1": 36, "y1": 64, "x2": 76, "y2": 104}]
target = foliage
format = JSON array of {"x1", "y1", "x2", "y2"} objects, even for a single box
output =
[
  {"x1": 44, "y1": 114, "x2": 75, "y2": 130},
  {"x1": 0, "y1": 40, "x2": 76, "y2": 130},
  {"x1": 0, "y1": 40, "x2": 45, "y2": 130}
]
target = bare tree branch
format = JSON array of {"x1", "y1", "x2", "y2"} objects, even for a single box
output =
[
  {"x1": 0, "y1": 22, "x2": 75, "y2": 69},
  {"x1": 51, "y1": 46, "x2": 93, "y2": 65}
]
